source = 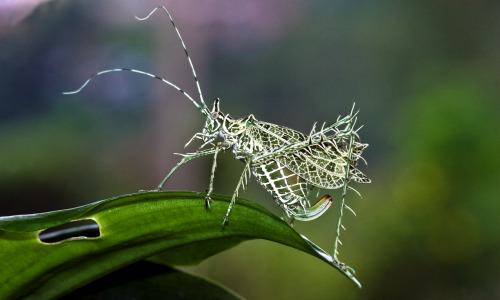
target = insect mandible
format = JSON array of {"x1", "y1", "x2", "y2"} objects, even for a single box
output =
[{"x1": 64, "y1": 6, "x2": 371, "y2": 227}]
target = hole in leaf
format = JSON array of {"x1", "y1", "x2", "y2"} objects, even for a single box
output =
[{"x1": 38, "y1": 219, "x2": 100, "y2": 243}]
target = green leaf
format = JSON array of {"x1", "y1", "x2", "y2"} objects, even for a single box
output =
[
  {"x1": 0, "y1": 191, "x2": 360, "y2": 299},
  {"x1": 64, "y1": 261, "x2": 242, "y2": 299}
]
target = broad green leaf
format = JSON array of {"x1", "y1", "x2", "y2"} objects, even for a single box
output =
[
  {"x1": 64, "y1": 261, "x2": 242, "y2": 299},
  {"x1": 0, "y1": 191, "x2": 360, "y2": 299}
]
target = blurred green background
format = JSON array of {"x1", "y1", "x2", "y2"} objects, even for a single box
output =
[{"x1": 1, "y1": 0, "x2": 499, "y2": 299}]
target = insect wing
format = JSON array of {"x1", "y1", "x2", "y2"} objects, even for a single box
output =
[
  {"x1": 247, "y1": 121, "x2": 306, "y2": 151},
  {"x1": 276, "y1": 140, "x2": 370, "y2": 189},
  {"x1": 247, "y1": 121, "x2": 369, "y2": 189},
  {"x1": 276, "y1": 143, "x2": 345, "y2": 189}
]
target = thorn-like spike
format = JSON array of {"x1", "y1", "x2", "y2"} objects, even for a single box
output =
[
  {"x1": 309, "y1": 122, "x2": 317, "y2": 136},
  {"x1": 303, "y1": 146, "x2": 313, "y2": 155},
  {"x1": 348, "y1": 186, "x2": 362, "y2": 198},
  {"x1": 347, "y1": 266, "x2": 356, "y2": 275},
  {"x1": 344, "y1": 204, "x2": 357, "y2": 216}
]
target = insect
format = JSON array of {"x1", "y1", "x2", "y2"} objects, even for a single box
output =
[{"x1": 64, "y1": 6, "x2": 370, "y2": 229}]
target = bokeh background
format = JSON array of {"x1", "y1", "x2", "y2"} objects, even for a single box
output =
[{"x1": 1, "y1": 0, "x2": 499, "y2": 299}]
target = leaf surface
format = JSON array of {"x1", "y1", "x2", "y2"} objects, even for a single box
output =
[{"x1": 0, "y1": 191, "x2": 360, "y2": 299}]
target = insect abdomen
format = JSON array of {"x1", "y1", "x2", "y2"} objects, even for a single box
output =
[{"x1": 252, "y1": 160, "x2": 311, "y2": 209}]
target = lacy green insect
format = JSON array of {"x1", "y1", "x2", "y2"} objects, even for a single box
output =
[{"x1": 65, "y1": 6, "x2": 370, "y2": 228}]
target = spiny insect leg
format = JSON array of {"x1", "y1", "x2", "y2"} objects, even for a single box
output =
[
  {"x1": 205, "y1": 144, "x2": 223, "y2": 210},
  {"x1": 156, "y1": 148, "x2": 216, "y2": 191},
  {"x1": 221, "y1": 160, "x2": 251, "y2": 226},
  {"x1": 333, "y1": 111, "x2": 357, "y2": 259}
]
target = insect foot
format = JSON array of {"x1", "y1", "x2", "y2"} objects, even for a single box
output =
[
  {"x1": 204, "y1": 190, "x2": 212, "y2": 210},
  {"x1": 221, "y1": 215, "x2": 229, "y2": 227}
]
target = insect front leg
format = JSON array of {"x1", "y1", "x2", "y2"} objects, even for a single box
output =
[
  {"x1": 156, "y1": 148, "x2": 216, "y2": 191},
  {"x1": 205, "y1": 142, "x2": 227, "y2": 210},
  {"x1": 221, "y1": 159, "x2": 251, "y2": 226}
]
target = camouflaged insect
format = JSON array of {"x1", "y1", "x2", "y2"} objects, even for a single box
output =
[{"x1": 65, "y1": 6, "x2": 370, "y2": 227}]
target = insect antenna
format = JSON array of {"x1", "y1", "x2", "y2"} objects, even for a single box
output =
[
  {"x1": 135, "y1": 6, "x2": 208, "y2": 113},
  {"x1": 63, "y1": 6, "x2": 211, "y2": 118},
  {"x1": 63, "y1": 69, "x2": 207, "y2": 116}
]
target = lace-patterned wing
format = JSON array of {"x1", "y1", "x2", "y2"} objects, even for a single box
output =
[
  {"x1": 276, "y1": 140, "x2": 370, "y2": 189},
  {"x1": 244, "y1": 121, "x2": 306, "y2": 152},
  {"x1": 245, "y1": 120, "x2": 370, "y2": 189}
]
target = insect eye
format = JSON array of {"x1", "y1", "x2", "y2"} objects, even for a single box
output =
[{"x1": 211, "y1": 113, "x2": 219, "y2": 119}]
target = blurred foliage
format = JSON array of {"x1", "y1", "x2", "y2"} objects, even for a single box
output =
[{"x1": 1, "y1": 0, "x2": 499, "y2": 299}]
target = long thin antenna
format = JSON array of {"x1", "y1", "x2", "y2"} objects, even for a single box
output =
[
  {"x1": 136, "y1": 6, "x2": 208, "y2": 110},
  {"x1": 63, "y1": 68, "x2": 208, "y2": 117},
  {"x1": 63, "y1": 6, "x2": 211, "y2": 117}
]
